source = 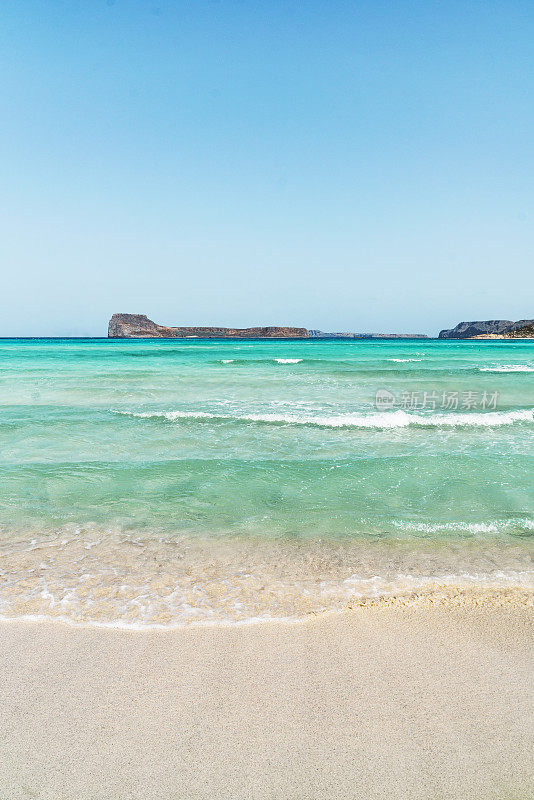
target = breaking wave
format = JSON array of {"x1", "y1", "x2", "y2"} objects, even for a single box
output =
[
  {"x1": 275, "y1": 358, "x2": 302, "y2": 364},
  {"x1": 113, "y1": 407, "x2": 534, "y2": 430},
  {"x1": 479, "y1": 365, "x2": 534, "y2": 372},
  {"x1": 392, "y1": 518, "x2": 534, "y2": 535}
]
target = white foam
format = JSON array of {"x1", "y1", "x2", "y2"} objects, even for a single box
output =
[
  {"x1": 117, "y1": 410, "x2": 215, "y2": 420},
  {"x1": 388, "y1": 358, "x2": 423, "y2": 362},
  {"x1": 2, "y1": 532, "x2": 532, "y2": 629},
  {"x1": 275, "y1": 358, "x2": 302, "y2": 364},
  {"x1": 221, "y1": 359, "x2": 234, "y2": 363},
  {"x1": 341, "y1": 570, "x2": 534, "y2": 591},
  {"x1": 479, "y1": 365, "x2": 534, "y2": 372},
  {"x1": 113, "y1": 407, "x2": 534, "y2": 429},
  {"x1": 392, "y1": 518, "x2": 534, "y2": 534},
  {"x1": 1, "y1": 569, "x2": 531, "y2": 630}
]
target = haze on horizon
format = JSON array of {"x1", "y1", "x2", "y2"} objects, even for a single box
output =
[{"x1": 0, "y1": 0, "x2": 532, "y2": 337}]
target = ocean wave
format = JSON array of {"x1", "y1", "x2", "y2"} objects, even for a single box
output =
[
  {"x1": 388, "y1": 358, "x2": 423, "y2": 362},
  {"x1": 113, "y1": 407, "x2": 534, "y2": 429},
  {"x1": 0, "y1": 529, "x2": 532, "y2": 628},
  {"x1": 221, "y1": 359, "x2": 234, "y2": 363},
  {"x1": 275, "y1": 358, "x2": 302, "y2": 364},
  {"x1": 479, "y1": 365, "x2": 534, "y2": 372},
  {"x1": 392, "y1": 518, "x2": 534, "y2": 534}
]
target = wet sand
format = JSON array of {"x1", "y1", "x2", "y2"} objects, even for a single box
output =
[{"x1": 0, "y1": 594, "x2": 532, "y2": 800}]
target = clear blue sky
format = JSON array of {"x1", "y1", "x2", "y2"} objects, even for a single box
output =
[{"x1": 1, "y1": 0, "x2": 532, "y2": 336}]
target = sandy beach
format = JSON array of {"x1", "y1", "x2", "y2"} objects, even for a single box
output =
[
  {"x1": 0, "y1": 593, "x2": 532, "y2": 800},
  {"x1": 3, "y1": 0, "x2": 534, "y2": 796}
]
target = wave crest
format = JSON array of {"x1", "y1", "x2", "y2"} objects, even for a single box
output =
[
  {"x1": 113, "y1": 407, "x2": 534, "y2": 430},
  {"x1": 479, "y1": 365, "x2": 534, "y2": 372}
]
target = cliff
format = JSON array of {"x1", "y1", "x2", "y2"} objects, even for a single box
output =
[
  {"x1": 438, "y1": 319, "x2": 534, "y2": 339},
  {"x1": 108, "y1": 314, "x2": 309, "y2": 339},
  {"x1": 506, "y1": 322, "x2": 534, "y2": 338},
  {"x1": 470, "y1": 322, "x2": 534, "y2": 339},
  {"x1": 108, "y1": 314, "x2": 176, "y2": 338}
]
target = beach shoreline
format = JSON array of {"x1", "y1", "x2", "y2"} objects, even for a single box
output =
[
  {"x1": 3, "y1": 529, "x2": 533, "y2": 627},
  {"x1": 1, "y1": 337, "x2": 532, "y2": 797},
  {"x1": 1, "y1": 594, "x2": 532, "y2": 800}
]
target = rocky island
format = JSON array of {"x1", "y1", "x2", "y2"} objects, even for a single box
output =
[
  {"x1": 438, "y1": 319, "x2": 534, "y2": 339},
  {"x1": 469, "y1": 321, "x2": 534, "y2": 339},
  {"x1": 108, "y1": 314, "x2": 309, "y2": 338},
  {"x1": 108, "y1": 315, "x2": 431, "y2": 339},
  {"x1": 109, "y1": 314, "x2": 533, "y2": 340}
]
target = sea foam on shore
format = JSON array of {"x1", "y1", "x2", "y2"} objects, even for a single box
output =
[{"x1": 1, "y1": 531, "x2": 532, "y2": 628}]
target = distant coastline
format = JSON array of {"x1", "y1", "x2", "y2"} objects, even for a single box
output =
[
  {"x1": 107, "y1": 313, "x2": 533, "y2": 340},
  {"x1": 108, "y1": 314, "x2": 309, "y2": 339},
  {"x1": 439, "y1": 318, "x2": 534, "y2": 339},
  {"x1": 1, "y1": 315, "x2": 533, "y2": 340},
  {"x1": 108, "y1": 313, "x2": 429, "y2": 340}
]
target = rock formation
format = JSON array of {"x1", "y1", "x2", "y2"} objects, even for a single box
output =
[
  {"x1": 506, "y1": 322, "x2": 534, "y2": 338},
  {"x1": 470, "y1": 322, "x2": 534, "y2": 339},
  {"x1": 438, "y1": 319, "x2": 534, "y2": 339},
  {"x1": 108, "y1": 314, "x2": 309, "y2": 338},
  {"x1": 108, "y1": 314, "x2": 176, "y2": 338}
]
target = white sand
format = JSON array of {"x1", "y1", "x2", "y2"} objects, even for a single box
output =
[{"x1": 0, "y1": 595, "x2": 532, "y2": 799}]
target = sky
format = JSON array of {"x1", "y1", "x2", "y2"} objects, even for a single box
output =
[{"x1": 0, "y1": 0, "x2": 533, "y2": 336}]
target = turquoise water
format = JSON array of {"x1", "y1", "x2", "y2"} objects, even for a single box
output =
[{"x1": 0, "y1": 337, "x2": 533, "y2": 625}]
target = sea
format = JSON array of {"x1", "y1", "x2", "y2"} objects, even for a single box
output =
[{"x1": 0, "y1": 337, "x2": 533, "y2": 627}]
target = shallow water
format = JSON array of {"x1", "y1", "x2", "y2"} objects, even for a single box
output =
[{"x1": 0, "y1": 337, "x2": 532, "y2": 625}]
